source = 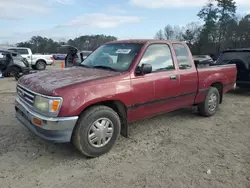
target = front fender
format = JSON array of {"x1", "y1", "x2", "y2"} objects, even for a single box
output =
[{"x1": 56, "y1": 80, "x2": 132, "y2": 117}]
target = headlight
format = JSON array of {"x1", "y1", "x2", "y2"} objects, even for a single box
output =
[{"x1": 34, "y1": 95, "x2": 62, "y2": 114}]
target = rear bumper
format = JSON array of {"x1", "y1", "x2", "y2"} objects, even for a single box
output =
[
  {"x1": 236, "y1": 81, "x2": 250, "y2": 88},
  {"x1": 46, "y1": 60, "x2": 53, "y2": 65},
  {"x1": 15, "y1": 97, "x2": 78, "y2": 143}
]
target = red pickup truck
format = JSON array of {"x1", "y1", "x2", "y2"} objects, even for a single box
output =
[{"x1": 15, "y1": 40, "x2": 236, "y2": 157}]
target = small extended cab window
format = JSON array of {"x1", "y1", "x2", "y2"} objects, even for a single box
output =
[
  {"x1": 139, "y1": 44, "x2": 175, "y2": 72},
  {"x1": 173, "y1": 44, "x2": 192, "y2": 69}
]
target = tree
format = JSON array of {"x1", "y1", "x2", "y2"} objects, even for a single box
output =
[
  {"x1": 237, "y1": 14, "x2": 250, "y2": 48},
  {"x1": 217, "y1": 0, "x2": 237, "y2": 51},
  {"x1": 155, "y1": 29, "x2": 164, "y2": 40},
  {"x1": 197, "y1": 0, "x2": 218, "y2": 53},
  {"x1": 164, "y1": 25, "x2": 174, "y2": 40},
  {"x1": 182, "y1": 22, "x2": 201, "y2": 44},
  {"x1": 16, "y1": 35, "x2": 117, "y2": 54}
]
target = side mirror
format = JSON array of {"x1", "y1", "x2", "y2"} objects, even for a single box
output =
[{"x1": 136, "y1": 63, "x2": 152, "y2": 75}]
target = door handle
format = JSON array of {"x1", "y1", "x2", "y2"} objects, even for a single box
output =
[{"x1": 170, "y1": 75, "x2": 177, "y2": 80}]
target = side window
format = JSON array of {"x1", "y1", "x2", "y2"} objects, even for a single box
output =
[
  {"x1": 173, "y1": 44, "x2": 192, "y2": 69},
  {"x1": 8, "y1": 49, "x2": 17, "y2": 53},
  {"x1": 16, "y1": 49, "x2": 29, "y2": 55},
  {"x1": 138, "y1": 44, "x2": 175, "y2": 72}
]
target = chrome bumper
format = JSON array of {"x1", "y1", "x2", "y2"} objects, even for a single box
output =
[{"x1": 15, "y1": 97, "x2": 78, "y2": 143}]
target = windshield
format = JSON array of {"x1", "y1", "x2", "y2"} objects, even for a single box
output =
[
  {"x1": 217, "y1": 51, "x2": 250, "y2": 64},
  {"x1": 80, "y1": 43, "x2": 144, "y2": 72}
]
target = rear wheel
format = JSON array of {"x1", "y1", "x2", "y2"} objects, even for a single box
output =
[
  {"x1": 72, "y1": 105, "x2": 121, "y2": 158},
  {"x1": 36, "y1": 60, "x2": 46, "y2": 70},
  {"x1": 198, "y1": 87, "x2": 220, "y2": 117}
]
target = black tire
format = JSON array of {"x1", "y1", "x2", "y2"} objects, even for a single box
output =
[
  {"x1": 3, "y1": 66, "x2": 21, "y2": 78},
  {"x1": 198, "y1": 87, "x2": 220, "y2": 117},
  {"x1": 15, "y1": 72, "x2": 23, "y2": 81},
  {"x1": 36, "y1": 60, "x2": 46, "y2": 70},
  {"x1": 31, "y1": 65, "x2": 36, "y2": 70},
  {"x1": 72, "y1": 105, "x2": 121, "y2": 158}
]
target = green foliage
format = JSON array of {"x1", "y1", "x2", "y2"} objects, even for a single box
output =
[
  {"x1": 16, "y1": 35, "x2": 117, "y2": 54},
  {"x1": 155, "y1": 0, "x2": 250, "y2": 55}
]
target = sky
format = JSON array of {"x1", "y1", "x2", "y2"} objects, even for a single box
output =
[{"x1": 0, "y1": 0, "x2": 250, "y2": 44}]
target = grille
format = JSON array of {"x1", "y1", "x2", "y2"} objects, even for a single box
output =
[{"x1": 17, "y1": 85, "x2": 35, "y2": 106}]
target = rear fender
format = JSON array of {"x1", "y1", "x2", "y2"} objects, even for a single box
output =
[{"x1": 203, "y1": 73, "x2": 228, "y2": 89}]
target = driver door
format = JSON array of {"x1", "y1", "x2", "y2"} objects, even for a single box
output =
[{"x1": 129, "y1": 43, "x2": 180, "y2": 121}]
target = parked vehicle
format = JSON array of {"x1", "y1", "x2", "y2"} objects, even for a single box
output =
[
  {"x1": 7, "y1": 47, "x2": 54, "y2": 70},
  {"x1": 15, "y1": 39, "x2": 237, "y2": 157},
  {"x1": 215, "y1": 48, "x2": 250, "y2": 88},
  {"x1": 62, "y1": 45, "x2": 92, "y2": 67},
  {"x1": 0, "y1": 50, "x2": 31, "y2": 80},
  {"x1": 53, "y1": 54, "x2": 66, "y2": 60},
  {"x1": 80, "y1": 50, "x2": 92, "y2": 60},
  {"x1": 193, "y1": 55, "x2": 215, "y2": 68},
  {"x1": 193, "y1": 55, "x2": 214, "y2": 63}
]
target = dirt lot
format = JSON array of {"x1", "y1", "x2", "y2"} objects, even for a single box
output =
[{"x1": 0, "y1": 69, "x2": 250, "y2": 188}]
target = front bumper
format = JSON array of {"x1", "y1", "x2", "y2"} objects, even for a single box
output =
[{"x1": 15, "y1": 97, "x2": 78, "y2": 143}]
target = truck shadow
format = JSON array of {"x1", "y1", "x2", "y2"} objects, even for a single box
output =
[
  {"x1": 128, "y1": 107, "x2": 202, "y2": 136},
  {"x1": 27, "y1": 107, "x2": 200, "y2": 161},
  {"x1": 228, "y1": 88, "x2": 250, "y2": 96}
]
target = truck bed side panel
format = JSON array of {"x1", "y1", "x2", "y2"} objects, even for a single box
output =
[{"x1": 194, "y1": 65, "x2": 236, "y2": 104}]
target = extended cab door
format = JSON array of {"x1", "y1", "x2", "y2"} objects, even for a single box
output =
[
  {"x1": 172, "y1": 43, "x2": 198, "y2": 106},
  {"x1": 129, "y1": 43, "x2": 181, "y2": 121}
]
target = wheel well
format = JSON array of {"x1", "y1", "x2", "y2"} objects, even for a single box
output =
[
  {"x1": 81, "y1": 100, "x2": 129, "y2": 138},
  {"x1": 36, "y1": 59, "x2": 46, "y2": 65},
  {"x1": 211, "y1": 82, "x2": 223, "y2": 103},
  {"x1": 9, "y1": 65, "x2": 21, "y2": 71}
]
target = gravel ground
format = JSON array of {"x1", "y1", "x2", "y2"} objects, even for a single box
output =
[{"x1": 0, "y1": 73, "x2": 250, "y2": 188}]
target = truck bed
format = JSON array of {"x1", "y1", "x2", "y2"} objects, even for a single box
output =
[{"x1": 194, "y1": 64, "x2": 237, "y2": 104}]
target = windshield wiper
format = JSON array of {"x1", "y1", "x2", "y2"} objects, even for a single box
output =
[{"x1": 92, "y1": 65, "x2": 117, "y2": 72}]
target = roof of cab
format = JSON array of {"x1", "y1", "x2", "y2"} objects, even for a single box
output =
[
  {"x1": 106, "y1": 39, "x2": 185, "y2": 44},
  {"x1": 223, "y1": 48, "x2": 250, "y2": 52},
  {"x1": 0, "y1": 49, "x2": 19, "y2": 54}
]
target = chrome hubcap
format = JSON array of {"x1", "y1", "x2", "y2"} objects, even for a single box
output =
[
  {"x1": 208, "y1": 93, "x2": 217, "y2": 111},
  {"x1": 38, "y1": 62, "x2": 45, "y2": 69},
  {"x1": 88, "y1": 118, "x2": 114, "y2": 148}
]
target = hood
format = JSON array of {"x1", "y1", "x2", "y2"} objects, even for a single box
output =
[{"x1": 18, "y1": 67, "x2": 120, "y2": 95}]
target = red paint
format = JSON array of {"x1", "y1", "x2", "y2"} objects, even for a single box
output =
[{"x1": 17, "y1": 40, "x2": 237, "y2": 122}]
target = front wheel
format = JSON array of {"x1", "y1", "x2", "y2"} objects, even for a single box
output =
[
  {"x1": 72, "y1": 105, "x2": 121, "y2": 158},
  {"x1": 198, "y1": 87, "x2": 220, "y2": 117},
  {"x1": 3, "y1": 66, "x2": 20, "y2": 78}
]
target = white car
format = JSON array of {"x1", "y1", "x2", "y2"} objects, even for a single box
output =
[{"x1": 7, "y1": 47, "x2": 54, "y2": 70}]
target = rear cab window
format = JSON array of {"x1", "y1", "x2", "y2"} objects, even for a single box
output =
[{"x1": 173, "y1": 43, "x2": 192, "y2": 70}]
